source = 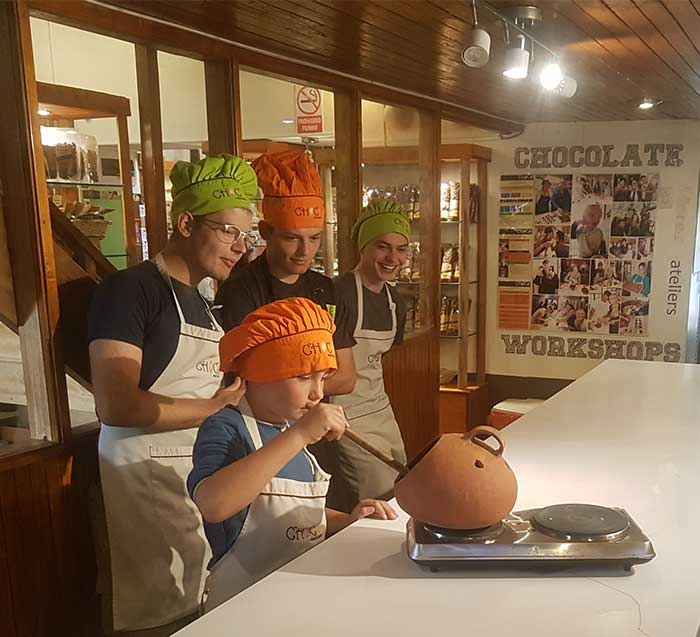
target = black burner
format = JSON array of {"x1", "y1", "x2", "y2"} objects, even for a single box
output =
[
  {"x1": 531, "y1": 503, "x2": 630, "y2": 541},
  {"x1": 422, "y1": 521, "x2": 505, "y2": 542}
]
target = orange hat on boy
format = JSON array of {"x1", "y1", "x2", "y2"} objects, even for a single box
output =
[
  {"x1": 219, "y1": 297, "x2": 337, "y2": 383},
  {"x1": 251, "y1": 151, "x2": 325, "y2": 230}
]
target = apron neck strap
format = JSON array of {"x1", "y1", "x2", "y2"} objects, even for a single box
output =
[
  {"x1": 352, "y1": 270, "x2": 397, "y2": 334},
  {"x1": 153, "y1": 253, "x2": 221, "y2": 330}
]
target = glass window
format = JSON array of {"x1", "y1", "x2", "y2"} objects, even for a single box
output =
[
  {"x1": 439, "y1": 118, "x2": 492, "y2": 385},
  {"x1": 361, "y1": 99, "x2": 427, "y2": 336},
  {"x1": 238, "y1": 70, "x2": 338, "y2": 276},
  {"x1": 29, "y1": 18, "x2": 146, "y2": 429},
  {"x1": 31, "y1": 17, "x2": 143, "y2": 268}
]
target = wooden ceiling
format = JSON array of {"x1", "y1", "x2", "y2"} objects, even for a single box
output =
[{"x1": 102, "y1": 1, "x2": 700, "y2": 127}]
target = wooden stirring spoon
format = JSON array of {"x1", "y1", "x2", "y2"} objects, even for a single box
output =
[{"x1": 343, "y1": 428, "x2": 409, "y2": 477}]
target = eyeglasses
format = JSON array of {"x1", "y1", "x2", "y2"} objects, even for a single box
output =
[{"x1": 201, "y1": 219, "x2": 259, "y2": 249}]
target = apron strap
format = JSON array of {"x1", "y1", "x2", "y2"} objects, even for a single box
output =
[
  {"x1": 352, "y1": 270, "x2": 397, "y2": 337},
  {"x1": 238, "y1": 400, "x2": 264, "y2": 450},
  {"x1": 153, "y1": 253, "x2": 222, "y2": 333}
]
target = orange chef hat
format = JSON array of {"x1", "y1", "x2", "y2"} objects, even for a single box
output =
[
  {"x1": 251, "y1": 151, "x2": 325, "y2": 230},
  {"x1": 219, "y1": 297, "x2": 337, "y2": 383}
]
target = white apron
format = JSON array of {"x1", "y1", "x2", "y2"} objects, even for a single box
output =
[
  {"x1": 98, "y1": 254, "x2": 223, "y2": 631},
  {"x1": 203, "y1": 401, "x2": 330, "y2": 613},
  {"x1": 331, "y1": 271, "x2": 407, "y2": 502}
]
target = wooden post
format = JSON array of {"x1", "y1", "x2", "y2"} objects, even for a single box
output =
[
  {"x1": 319, "y1": 163, "x2": 336, "y2": 276},
  {"x1": 458, "y1": 158, "x2": 471, "y2": 388},
  {"x1": 333, "y1": 88, "x2": 362, "y2": 272},
  {"x1": 418, "y1": 111, "x2": 441, "y2": 331},
  {"x1": 204, "y1": 58, "x2": 238, "y2": 156},
  {"x1": 116, "y1": 115, "x2": 141, "y2": 266},
  {"x1": 476, "y1": 159, "x2": 488, "y2": 385},
  {"x1": 0, "y1": 0, "x2": 71, "y2": 443},
  {"x1": 135, "y1": 44, "x2": 168, "y2": 257}
]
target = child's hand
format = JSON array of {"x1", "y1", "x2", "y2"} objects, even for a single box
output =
[
  {"x1": 295, "y1": 403, "x2": 348, "y2": 445},
  {"x1": 349, "y1": 499, "x2": 399, "y2": 523}
]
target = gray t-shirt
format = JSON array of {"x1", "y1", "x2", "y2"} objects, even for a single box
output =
[{"x1": 334, "y1": 272, "x2": 406, "y2": 348}]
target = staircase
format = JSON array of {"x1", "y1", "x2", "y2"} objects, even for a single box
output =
[{"x1": 0, "y1": 201, "x2": 118, "y2": 430}]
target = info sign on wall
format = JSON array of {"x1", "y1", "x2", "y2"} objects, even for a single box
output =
[{"x1": 487, "y1": 122, "x2": 700, "y2": 379}]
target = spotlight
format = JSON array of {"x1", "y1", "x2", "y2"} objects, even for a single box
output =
[
  {"x1": 281, "y1": 119, "x2": 294, "y2": 124},
  {"x1": 37, "y1": 107, "x2": 50, "y2": 116},
  {"x1": 553, "y1": 77, "x2": 578, "y2": 99},
  {"x1": 540, "y1": 63, "x2": 563, "y2": 91},
  {"x1": 503, "y1": 35, "x2": 529, "y2": 79},
  {"x1": 461, "y1": 0, "x2": 490, "y2": 68},
  {"x1": 638, "y1": 98, "x2": 662, "y2": 110}
]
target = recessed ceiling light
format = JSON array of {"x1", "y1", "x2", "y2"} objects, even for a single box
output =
[
  {"x1": 37, "y1": 107, "x2": 51, "y2": 116},
  {"x1": 282, "y1": 119, "x2": 294, "y2": 124},
  {"x1": 638, "y1": 98, "x2": 662, "y2": 110}
]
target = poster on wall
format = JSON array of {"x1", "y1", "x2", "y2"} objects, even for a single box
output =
[
  {"x1": 488, "y1": 125, "x2": 698, "y2": 377},
  {"x1": 498, "y1": 171, "x2": 659, "y2": 336}
]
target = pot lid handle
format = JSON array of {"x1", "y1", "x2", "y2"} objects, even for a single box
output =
[{"x1": 468, "y1": 426, "x2": 505, "y2": 457}]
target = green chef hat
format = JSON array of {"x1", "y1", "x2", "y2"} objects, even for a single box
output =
[
  {"x1": 170, "y1": 155, "x2": 258, "y2": 222},
  {"x1": 351, "y1": 198, "x2": 411, "y2": 249}
]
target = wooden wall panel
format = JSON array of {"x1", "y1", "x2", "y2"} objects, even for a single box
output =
[
  {"x1": 383, "y1": 329, "x2": 440, "y2": 461},
  {"x1": 204, "y1": 58, "x2": 238, "y2": 156},
  {"x1": 0, "y1": 432, "x2": 102, "y2": 637},
  {"x1": 333, "y1": 88, "x2": 362, "y2": 272},
  {"x1": 135, "y1": 44, "x2": 168, "y2": 257}
]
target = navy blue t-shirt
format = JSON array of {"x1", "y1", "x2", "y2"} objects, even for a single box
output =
[
  {"x1": 187, "y1": 406, "x2": 315, "y2": 568},
  {"x1": 87, "y1": 260, "x2": 216, "y2": 390}
]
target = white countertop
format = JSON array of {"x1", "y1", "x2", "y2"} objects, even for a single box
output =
[{"x1": 176, "y1": 360, "x2": 700, "y2": 637}]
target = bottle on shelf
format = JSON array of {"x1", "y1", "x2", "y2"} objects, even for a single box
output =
[
  {"x1": 440, "y1": 182, "x2": 450, "y2": 221},
  {"x1": 449, "y1": 181, "x2": 460, "y2": 221}
]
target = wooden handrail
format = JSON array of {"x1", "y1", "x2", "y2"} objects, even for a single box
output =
[{"x1": 49, "y1": 200, "x2": 116, "y2": 283}]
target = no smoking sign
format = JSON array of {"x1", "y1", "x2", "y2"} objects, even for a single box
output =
[{"x1": 295, "y1": 85, "x2": 323, "y2": 135}]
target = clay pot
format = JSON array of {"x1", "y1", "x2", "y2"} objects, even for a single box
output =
[{"x1": 394, "y1": 426, "x2": 517, "y2": 529}]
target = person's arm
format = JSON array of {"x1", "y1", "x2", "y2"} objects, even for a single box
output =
[
  {"x1": 194, "y1": 403, "x2": 348, "y2": 523},
  {"x1": 324, "y1": 280, "x2": 357, "y2": 396},
  {"x1": 325, "y1": 500, "x2": 398, "y2": 536},
  {"x1": 90, "y1": 339, "x2": 244, "y2": 430},
  {"x1": 323, "y1": 347, "x2": 356, "y2": 396}
]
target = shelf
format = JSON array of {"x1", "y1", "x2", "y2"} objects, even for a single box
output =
[
  {"x1": 440, "y1": 331, "x2": 477, "y2": 339},
  {"x1": 47, "y1": 180, "x2": 124, "y2": 188},
  {"x1": 411, "y1": 219, "x2": 459, "y2": 224}
]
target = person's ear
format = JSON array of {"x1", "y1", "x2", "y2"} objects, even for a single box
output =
[
  {"x1": 259, "y1": 220, "x2": 274, "y2": 241},
  {"x1": 176, "y1": 211, "x2": 196, "y2": 238}
]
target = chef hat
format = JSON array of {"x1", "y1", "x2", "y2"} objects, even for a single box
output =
[
  {"x1": 252, "y1": 151, "x2": 325, "y2": 230},
  {"x1": 351, "y1": 198, "x2": 411, "y2": 249},
  {"x1": 219, "y1": 297, "x2": 337, "y2": 383},
  {"x1": 170, "y1": 155, "x2": 258, "y2": 222}
]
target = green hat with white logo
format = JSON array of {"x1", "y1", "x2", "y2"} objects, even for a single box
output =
[
  {"x1": 170, "y1": 155, "x2": 258, "y2": 222},
  {"x1": 351, "y1": 198, "x2": 411, "y2": 249}
]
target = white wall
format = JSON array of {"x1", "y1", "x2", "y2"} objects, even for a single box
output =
[
  {"x1": 31, "y1": 18, "x2": 140, "y2": 144},
  {"x1": 31, "y1": 19, "x2": 208, "y2": 146}
]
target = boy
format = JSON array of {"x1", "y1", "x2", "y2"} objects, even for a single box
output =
[
  {"x1": 187, "y1": 297, "x2": 397, "y2": 612},
  {"x1": 571, "y1": 203, "x2": 606, "y2": 258}
]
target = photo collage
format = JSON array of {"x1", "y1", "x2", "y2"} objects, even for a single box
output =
[{"x1": 499, "y1": 172, "x2": 657, "y2": 335}]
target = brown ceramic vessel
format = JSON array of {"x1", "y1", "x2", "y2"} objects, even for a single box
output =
[{"x1": 394, "y1": 426, "x2": 518, "y2": 529}]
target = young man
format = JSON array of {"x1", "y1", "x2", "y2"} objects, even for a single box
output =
[
  {"x1": 331, "y1": 199, "x2": 410, "y2": 509},
  {"x1": 88, "y1": 155, "x2": 257, "y2": 635},
  {"x1": 188, "y1": 297, "x2": 397, "y2": 611},
  {"x1": 216, "y1": 150, "x2": 356, "y2": 396}
]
